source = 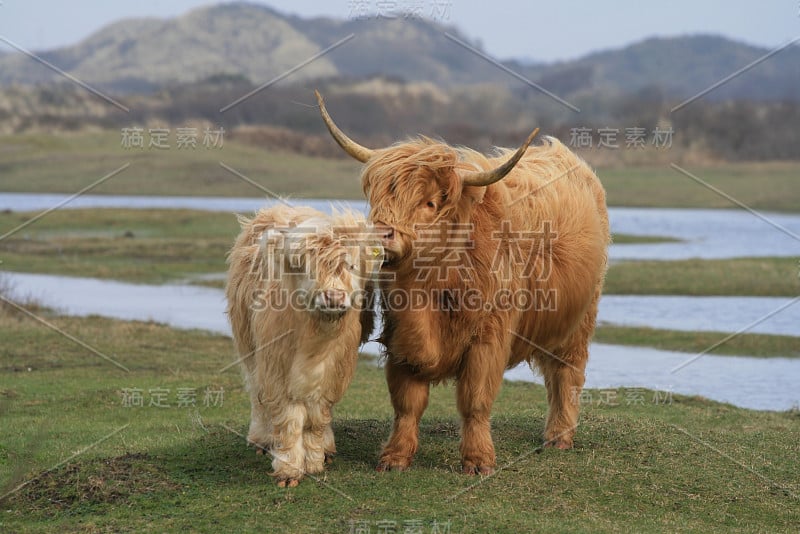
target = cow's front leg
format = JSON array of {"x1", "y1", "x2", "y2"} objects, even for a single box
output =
[
  {"x1": 247, "y1": 385, "x2": 274, "y2": 455},
  {"x1": 321, "y1": 408, "x2": 336, "y2": 464},
  {"x1": 377, "y1": 359, "x2": 430, "y2": 471},
  {"x1": 303, "y1": 403, "x2": 332, "y2": 475},
  {"x1": 457, "y1": 342, "x2": 505, "y2": 475},
  {"x1": 270, "y1": 403, "x2": 307, "y2": 487}
]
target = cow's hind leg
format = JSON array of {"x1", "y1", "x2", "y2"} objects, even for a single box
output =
[
  {"x1": 536, "y1": 287, "x2": 600, "y2": 449},
  {"x1": 539, "y1": 355, "x2": 586, "y2": 449},
  {"x1": 537, "y1": 305, "x2": 593, "y2": 449},
  {"x1": 377, "y1": 359, "x2": 430, "y2": 472}
]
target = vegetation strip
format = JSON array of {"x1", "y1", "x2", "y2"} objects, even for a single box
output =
[
  {"x1": 1, "y1": 132, "x2": 799, "y2": 210},
  {"x1": 594, "y1": 325, "x2": 800, "y2": 358}
]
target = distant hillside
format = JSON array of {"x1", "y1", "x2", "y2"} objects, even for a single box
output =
[
  {"x1": 0, "y1": 3, "x2": 338, "y2": 92},
  {"x1": 281, "y1": 12, "x2": 519, "y2": 86},
  {"x1": 0, "y1": 2, "x2": 797, "y2": 101},
  {"x1": 541, "y1": 35, "x2": 800, "y2": 102}
]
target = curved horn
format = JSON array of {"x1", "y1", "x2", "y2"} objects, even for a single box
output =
[
  {"x1": 315, "y1": 90, "x2": 375, "y2": 163},
  {"x1": 461, "y1": 128, "x2": 540, "y2": 187}
]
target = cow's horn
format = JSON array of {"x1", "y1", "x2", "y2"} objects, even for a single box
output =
[
  {"x1": 461, "y1": 128, "x2": 540, "y2": 187},
  {"x1": 315, "y1": 90, "x2": 375, "y2": 163}
]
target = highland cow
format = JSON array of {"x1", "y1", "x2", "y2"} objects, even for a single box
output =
[
  {"x1": 225, "y1": 205, "x2": 382, "y2": 486},
  {"x1": 317, "y1": 91, "x2": 610, "y2": 475}
]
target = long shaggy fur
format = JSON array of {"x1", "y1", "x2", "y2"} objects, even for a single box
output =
[
  {"x1": 225, "y1": 205, "x2": 380, "y2": 486},
  {"x1": 362, "y1": 136, "x2": 610, "y2": 472}
]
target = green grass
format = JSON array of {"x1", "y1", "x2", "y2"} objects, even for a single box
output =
[
  {"x1": 2, "y1": 132, "x2": 800, "y2": 211},
  {"x1": 600, "y1": 162, "x2": 800, "y2": 212},
  {"x1": 0, "y1": 208, "x2": 240, "y2": 283},
  {"x1": 605, "y1": 257, "x2": 800, "y2": 297},
  {"x1": 0, "y1": 131, "x2": 364, "y2": 199},
  {"x1": 1, "y1": 310, "x2": 798, "y2": 532},
  {"x1": 612, "y1": 233, "x2": 680, "y2": 244},
  {"x1": 594, "y1": 325, "x2": 800, "y2": 358}
]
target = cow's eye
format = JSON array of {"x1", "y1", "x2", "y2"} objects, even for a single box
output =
[
  {"x1": 348, "y1": 264, "x2": 357, "y2": 272},
  {"x1": 426, "y1": 201, "x2": 436, "y2": 209}
]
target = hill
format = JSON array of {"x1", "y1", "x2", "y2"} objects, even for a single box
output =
[{"x1": 0, "y1": 2, "x2": 797, "y2": 101}]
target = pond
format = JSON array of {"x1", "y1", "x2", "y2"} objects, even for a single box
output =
[{"x1": 5, "y1": 272, "x2": 799, "y2": 411}]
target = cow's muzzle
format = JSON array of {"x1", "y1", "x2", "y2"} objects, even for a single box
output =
[
  {"x1": 314, "y1": 289, "x2": 350, "y2": 316},
  {"x1": 374, "y1": 222, "x2": 398, "y2": 266}
]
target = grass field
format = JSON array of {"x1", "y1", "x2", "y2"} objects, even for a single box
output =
[
  {"x1": 604, "y1": 257, "x2": 800, "y2": 297},
  {"x1": 593, "y1": 325, "x2": 800, "y2": 358},
  {"x1": 1, "y1": 309, "x2": 798, "y2": 532},
  {"x1": 0, "y1": 208, "x2": 239, "y2": 284},
  {"x1": 2, "y1": 131, "x2": 800, "y2": 211},
  {"x1": 0, "y1": 131, "x2": 364, "y2": 200}
]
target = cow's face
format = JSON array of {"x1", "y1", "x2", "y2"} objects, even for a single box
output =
[
  {"x1": 262, "y1": 219, "x2": 382, "y2": 318},
  {"x1": 305, "y1": 234, "x2": 382, "y2": 318},
  {"x1": 360, "y1": 144, "x2": 468, "y2": 268}
]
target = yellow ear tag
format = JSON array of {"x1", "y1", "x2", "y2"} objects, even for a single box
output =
[{"x1": 372, "y1": 247, "x2": 382, "y2": 257}]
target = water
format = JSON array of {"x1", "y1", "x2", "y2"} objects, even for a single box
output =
[
  {"x1": 0, "y1": 192, "x2": 368, "y2": 218},
  {"x1": 5, "y1": 272, "x2": 799, "y2": 411},
  {"x1": 608, "y1": 207, "x2": 800, "y2": 260},
  {"x1": 7, "y1": 273, "x2": 230, "y2": 334},
  {"x1": 2, "y1": 193, "x2": 800, "y2": 260},
  {"x1": 600, "y1": 295, "x2": 799, "y2": 337},
  {"x1": 505, "y1": 344, "x2": 800, "y2": 412}
]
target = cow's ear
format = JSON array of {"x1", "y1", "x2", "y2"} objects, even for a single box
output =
[
  {"x1": 448, "y1": 167, "x2": 486, "y2": 206},
  {"x1": 461, "y1": 183, "x2": 487, "y2": 204}
]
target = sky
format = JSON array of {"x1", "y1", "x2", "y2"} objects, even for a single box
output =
[{"x1": 0, "y1": 0, "x2": 797, "y2": 62}]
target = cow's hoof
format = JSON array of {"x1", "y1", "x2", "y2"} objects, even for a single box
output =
[
  {"x1": 255, "y1": 446, "x2": 269, "y2": 456},
  {"x1": 324, "y1": 452, "x2": 335, "y2": 465},
  {"x1": 461, "y1": 464, "x2": 495, "y2": 476},
  {"x1": 544, "y1": 439, "x2": 573, "y2": 450},
  {"x1": 277, "y1": 477, "x2": 300, "y2": 488},
  {"x1": 375, "y1": 457, "x2": 411, "y2": 472},
  {"x1": 375, "y1": 463, "x2": 408, "y2": 472}
]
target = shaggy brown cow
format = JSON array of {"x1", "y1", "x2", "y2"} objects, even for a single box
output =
[
  {"x1": 225, "y1": 205, "x2": 382, "y2": 486},
  {"x1": 316, "y1": 91, "x2": 610, "y2": 474}
]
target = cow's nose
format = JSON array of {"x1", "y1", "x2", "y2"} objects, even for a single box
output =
[
  {"x1": 375, "y1": 223, "x2": 395, "y2": 243},
  {"x1": 322, "y1": 289, "x2": 348, "y2": 309}
]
